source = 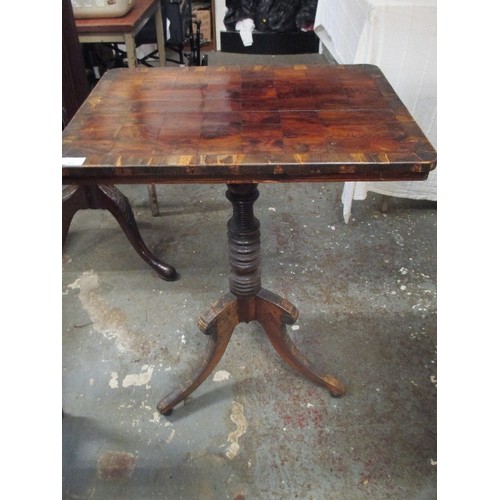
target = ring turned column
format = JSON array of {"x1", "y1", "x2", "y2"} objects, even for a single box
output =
[{"x1": 226, "y1": 184, "x2": 262, "y2": 321}]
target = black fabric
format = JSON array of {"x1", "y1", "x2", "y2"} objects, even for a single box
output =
[
  {"x1": 224, "y1": 0, "x2": 256, "y2": 31},
  {"x1": 295, "y1": 0, "x2": 318, "y2": 31},
  {"x1": 224, "y1": 0, "x2": 318, "y2": 33},
  {"x1": 254, "y1": 0, "x2": 301, "y2": 32},
  {"x1": 135, "y1": 0, "x2": 185, "y2": 46},
  {"x1": 166, "y1": 1, "x2": 184, "y2": 44}
]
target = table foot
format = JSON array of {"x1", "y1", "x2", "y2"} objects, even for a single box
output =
[
  {"x1": 62, "y1": 184, "x2": 177, "y2": 280},
  {"x1": 255, "y1": 289, "x2": 346, "y2": 397},
  {"x1": 157, "y1": 293, "x2": 239, "y2": 415}
]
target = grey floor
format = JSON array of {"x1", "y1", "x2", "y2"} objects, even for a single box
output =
[{"x1": 62, "y1": 51, "x2": 437, "y2": 499}]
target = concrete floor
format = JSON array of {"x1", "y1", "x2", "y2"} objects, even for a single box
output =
[{"x1": 62, "y1": 180, "x2": 437, "y2": 499}]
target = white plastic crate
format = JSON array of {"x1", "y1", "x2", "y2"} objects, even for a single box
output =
[{"x1": 71, "y1": 0, "x2": 135, "y2": 19}]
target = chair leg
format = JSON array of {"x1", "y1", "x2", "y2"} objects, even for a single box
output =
[{"x1": 148, "y1": 185, "x2": 160, "y2": 217}]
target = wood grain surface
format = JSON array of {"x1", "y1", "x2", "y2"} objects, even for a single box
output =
[{"x1": 62, "y1": 64, "x2": 437, "y2": 184}]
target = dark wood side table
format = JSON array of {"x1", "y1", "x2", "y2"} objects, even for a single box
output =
[
  {"x1": 62, "y1": 65, "x2": 437, "y2": 414},
  {"x1": 71, "y1": 0, "x2": 168, "y2": 241}
]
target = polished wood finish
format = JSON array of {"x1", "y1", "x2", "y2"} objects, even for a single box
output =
[
  {"x1": 62, "y1": 65, "x2": 436, "y2": 414},
  {"x1": 62, "y1": 65, "x2": 436, "y2": 184}
]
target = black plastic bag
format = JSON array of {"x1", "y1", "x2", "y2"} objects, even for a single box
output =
[
  {"x1": 224, "y1": 0, "x2": 318, "y2": 34},
  {"x1": 224, "y1": 0, "x2": 257, "y2": 31},
  {"x1": 254, "y1": 0, "x2": 301, "y2": 32},
  {"x1": 295, "y1": 0, "x2": 318, "y2": 31},
  {"x1": 135, "y1": 0, "x2": 185, "y2": 45}
]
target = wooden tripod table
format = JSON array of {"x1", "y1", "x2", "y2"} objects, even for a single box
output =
[{"x1": 62, "y1": 65, "x2": 437, "y2": 415}]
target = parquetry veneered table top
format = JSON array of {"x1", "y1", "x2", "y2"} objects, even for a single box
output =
[{"x1": 62, "y1": 64, "x2": 437, "y2": 184}]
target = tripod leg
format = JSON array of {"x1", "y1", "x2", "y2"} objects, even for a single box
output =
[
  {"x1": 157, "y1": 293, "x2": 239, "y2": 415},
  {"x1": 256, "y1": 288, "x2": 346, "y2": 397}
]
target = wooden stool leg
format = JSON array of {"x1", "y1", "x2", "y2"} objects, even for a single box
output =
[
  {"x1": 380, "y1": 195, "x2": 390, "y2": 213},
  {"x1": 148, "y1": 185, "x2": 160, "y2": 217}
]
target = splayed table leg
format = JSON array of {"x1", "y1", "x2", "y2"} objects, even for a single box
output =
[{"x1": 62, "y1": 184, "x2": 176, "y2": 280}]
